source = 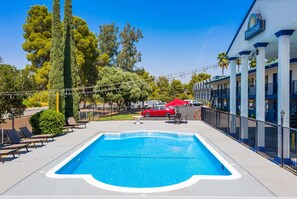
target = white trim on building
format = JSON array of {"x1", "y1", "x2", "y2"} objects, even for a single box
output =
[{"x1": 212, "y1": 0, "x2": 297, "y2": 161}]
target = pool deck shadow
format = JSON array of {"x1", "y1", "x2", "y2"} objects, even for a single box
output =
[{"x1": 0, "y1": 121, "x2": 297, "y2": 198}]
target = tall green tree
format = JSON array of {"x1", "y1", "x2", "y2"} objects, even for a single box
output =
[
  {"x1": 73, "y1": 16, "x2": 98, "y2": 107},
  {"x1": 154, "y1": 76, "x2": 171, "y2": 102},
  {"x1": 186, "y1": 73, "x2": 211, "y2": 96},
  {"x1": 236, "y1": 59, "x2": 241, "y2": 72},
  {"x1": 73, "y1": 16, "x2": 98, "y2": 87},
  {"x1": 169, "y1": 79, "x2": 184, "y2": 98},
  {"x1": 63, "y1": 0, "x2": 79, "y2": 119},
  {"x1": 23, "y1": 5, "x2": 98, "y2": 92},
  {"x1": 98, "y1": 23, "x2": 119, "y2": 66},
  {"x1": 0, "y1": 64, "x2": 27, "y2": 122},
  {"x1": 217, "y1": 52, "x2": 229, "y2": 76},
  {"x1": 95, "y1": 67, "x2": 151, "y2": 106},
  {"x1": 117, "y1": 23, "x2": 143, "y2": 71},
  {"x1": 20, "y1": 65, "x2": 37, "y2": 92},
  {"x1": 22, "y1": 5, "x2": 52, "y2": 89},
  {"x1": 49, "y1": 0, "x2": 65, "y2": 113},
  {"x1": 249, "y1": 58, "x2": 256, "y2": 68},
  {"x1": 266, "y1": 58, "x2": 277, "y2": 63},
  {"x1": 22, "y1": 5, "x2": 52, "y2": 69}
]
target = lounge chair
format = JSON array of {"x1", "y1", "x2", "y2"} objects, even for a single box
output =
[
  {"x1": 6, "y1": 129, "x2": 45, "y2": 148},
  {"x1": 0, "y1": 143, "x2": 29, "y2": 152},
  {"x1": 181, "y1": 114, "x2": 188, "y2": 124},
  {"x1": 20, "y1": 127, "x2": 54, "y2": 142},
  {"x1": 63, "y1": 125, "x2": 74, "y2": 133},
  {"x1": 166, "y1": 113, "x2": 188, "y2": 124},
  {"x1": 0, "y1": 149, "x2": 16, "y2": 163},
  {"x1": 66, "y1": 117, "x2": 87, "y2": 128},
  {"x1": 174, "y1": 113, "x2": 182, "y2": 124}
]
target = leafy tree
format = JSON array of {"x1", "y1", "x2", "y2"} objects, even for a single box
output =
[
  {"x1": 154, "y1": 76, "x2": 171, "y2": 102},
  {"x1": 23, "y1": 5, "x2": 98, "y2": 93},
  {"x1": 0, "y1": 64, "x2": 26, "y2": 122},
  {"x1": 266, "y1": 58, "x2": 277, "y2": 63},
  {"x1": 169, "y1": 79, "x2": 184, "y2": 98},
  {"x1": 236, "y1": 59, "x2": 241, "y2": 72},
  {"x1": 156, "y1": 76, "x2": 170, "y2": 95},
  {"x1": 120, "y1": 72, "x2": 141, "y2": 105},
  {"x1": 96, "y1": 54, "x2": 111, "y2": 69},
  {"x1": 0, "y1": 56, "x2": 3, "y2": 63},
  {"x1": 35, "y1": 62, "x2": 51, "y2": 89},
  {"x1": 138, "y1": 78, "x2": 152, "y2": 107},
  {"x1": 95, "y1": 67, "x2": 122, "y2": 105},
  {"x1": 134, "y1": 68, "x2": 154, "y2": 106},
  {"x1": 95, "y1": 67, "x2": 151, "y2": 106},
  {"x1": 249, "y1": 58, "x2": 256, "y2": 68},
  {"x1": 73, "y1": 17, "x2": 99, "y2": 107},
  {"x1": 135, "y1": 67, "x2": 150, "y2": 79},
  {"x1": 149, "y1": 81, "x2": 160, "y2": 100},
  {"x1": 73, "y1": 16, "x2": 98, "y2": 87},
  {"x1": 22, "y1": 5, "x2": 52, "y2": 69},
  {"x1": 49, "y1": 0, "x2": 65, "y2": 114},
  {"x1": 63, "y1": 0, "x2": 79, "y2": 119},
  {"x1": 20, "y1": 65, "x2": 37, "y2": 91},
  {"x1": 186, "y1": 73, "x2": 211, "y2": 96},
  {"x1": 98, "y1": 23, "x2": 119, "y2": 66},
  {"x1": 117, "y1": 23, "x2": 143, "y2": 71},
  {"x1": 22, "y1": 5, "x2": 52, "y2": 89},
  {"x1": 217, "y1": 52, "x2": 229, "y2": 76}
]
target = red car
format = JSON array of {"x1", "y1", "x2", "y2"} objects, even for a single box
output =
[{"x1": 141, "y1": 106, "x2": 175, "y2": 117}]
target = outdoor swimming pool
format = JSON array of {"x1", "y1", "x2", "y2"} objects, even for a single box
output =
[{"x1": 47, "y1": 131, "x2": 240, "y2": 193}]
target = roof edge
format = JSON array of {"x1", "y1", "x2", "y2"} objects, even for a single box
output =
[
  {"x1": 226, "y1": 0, "x2": 257, "y2": 56},
  {"x1": 208, "y1": 58, "x2": 297, "y2": 84}
]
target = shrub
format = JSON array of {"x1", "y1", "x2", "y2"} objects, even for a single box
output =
[
  {"x1": 29, "y1": 110, "x2": 43, "y2": 134},
  {"x1": 23, "y1": 91, "x2": 49, "y2": 108},
  {"x1": 30, "y1": 110, "x2": 65, "y2": 135},
  {"x1": 23, "y1": 99, "x2": 42, "y2": 108}
]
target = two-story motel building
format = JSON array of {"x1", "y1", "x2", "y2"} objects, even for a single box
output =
[{"x1": 195, "y1": 0, "x2": 297, "y2": 162}]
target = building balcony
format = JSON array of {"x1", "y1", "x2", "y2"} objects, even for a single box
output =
[{"x1": 211, "y1": 81, "x2": 297, "y2": 99}]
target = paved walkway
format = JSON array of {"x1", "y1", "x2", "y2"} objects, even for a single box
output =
[{"x1": 0, "y1": 121, "x2": 297, "y2": 198}]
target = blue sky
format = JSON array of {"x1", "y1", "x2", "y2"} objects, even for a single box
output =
[{"x1": 0, "y1": 0, "x2": 253, "y2": 82}]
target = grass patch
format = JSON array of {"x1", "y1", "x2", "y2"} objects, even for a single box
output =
[{"x1": 99, "y1": 113, "x2": 139, "y2": 121}]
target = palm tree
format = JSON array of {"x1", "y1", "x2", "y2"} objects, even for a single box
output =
[
  {"x1": 249, "y1": 58, "x2": 256, "y2": 68},
  {"x1": 236, "y1": 59, "x2": 241, "y2": 73},
  {"x1": 217, "y1": 52, "x2": 229, "y2": 76}
]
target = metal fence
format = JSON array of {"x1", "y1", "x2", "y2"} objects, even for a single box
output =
[
  {"x1": 201, "y1": 107, "x2": 297, "y2": 173},
  {"x1": 78, "y1": 106, "x2": 142, "y2": 121}
]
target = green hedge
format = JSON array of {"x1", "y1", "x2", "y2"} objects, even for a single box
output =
[
  {"x1": 29, "y1": 111, "x2": 43, "y2": 134},
  {"x1": 30, "y1": 110, "x2": 65, "y2": 135}
]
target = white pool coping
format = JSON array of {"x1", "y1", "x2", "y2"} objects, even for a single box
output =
[{"x1": 46, "y1": 130, "x2": 241, "y2": 193}]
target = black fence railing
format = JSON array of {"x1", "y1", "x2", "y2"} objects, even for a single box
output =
[
  {"x1": 79, "y1": 106, "x2": 143, "y2": 121},
  {"x1": 201, "y1": 107, "x2": 297, "y2": 173},
  {"x1": 210, "y1": 80, "x2": 297, "y2": 99}
]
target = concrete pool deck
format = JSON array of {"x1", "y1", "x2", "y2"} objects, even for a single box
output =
[{"x1": 0, "y1": 121, "x2": 297, "y2": 198}]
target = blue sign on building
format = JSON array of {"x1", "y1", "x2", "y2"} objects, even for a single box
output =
[{"x1": 245, "y1": 13, "x2": 266, "y2": 40}]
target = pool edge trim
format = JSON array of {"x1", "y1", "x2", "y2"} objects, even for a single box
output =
[{"x1": 46, "y1": 131, "x2": 241, "y2": 193}]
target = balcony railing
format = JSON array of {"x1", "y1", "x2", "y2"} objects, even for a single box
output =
[
  {"x1": 210, "y1": 80, "x2": 297, "y2": 98},
  {"x1": 201, "y1": 107, "x2": 297, "y2": 173}
]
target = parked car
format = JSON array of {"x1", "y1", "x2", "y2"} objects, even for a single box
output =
[
  {"x1": 141, "y1": 106, "x2": 175, "y2": 117},
  {"x1": 157, "y1": 101, "x2": 166, "y2": 106},
  {"x1": 144, "y1": 100, "x2": 159, "y2": 108},
  {"x1": 184, "y1": 100, "x2": 203, "y2": 106}
]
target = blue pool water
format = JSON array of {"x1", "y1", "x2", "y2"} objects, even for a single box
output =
[{"x1": 56, "y1": 132, "x2": 231, "y2": 188}]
